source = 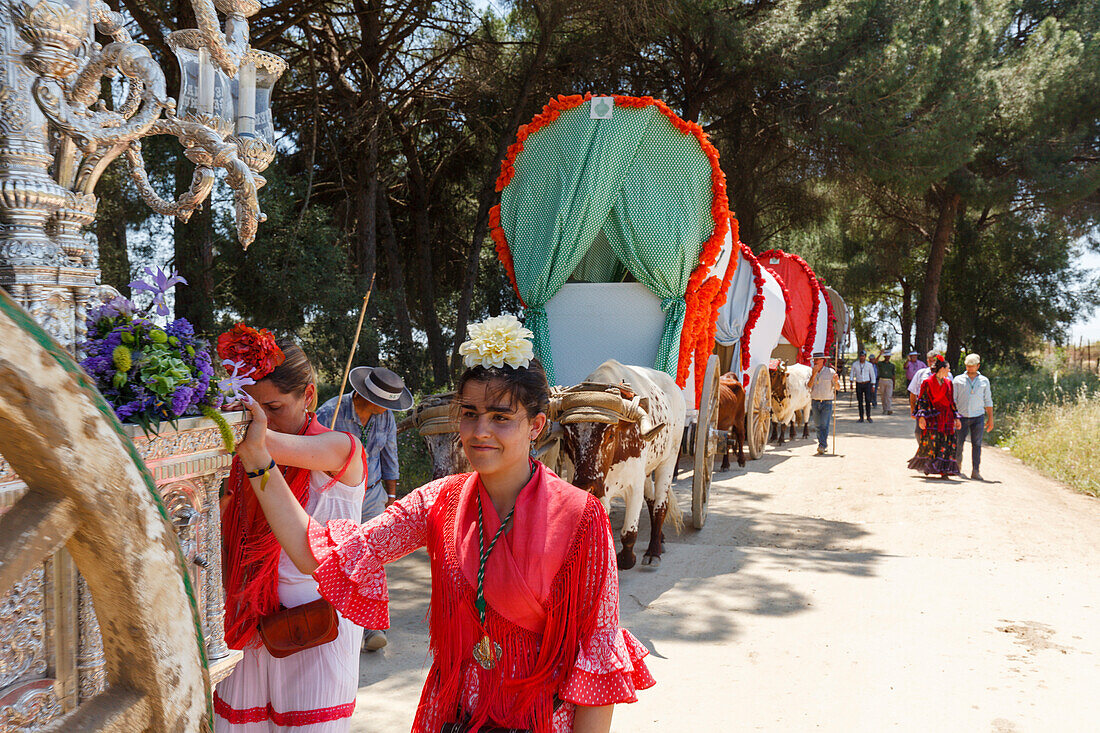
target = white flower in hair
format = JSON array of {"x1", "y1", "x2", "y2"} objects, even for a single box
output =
[{"x1": 459, "y1": 314, "x2": 535, "y2": 370}]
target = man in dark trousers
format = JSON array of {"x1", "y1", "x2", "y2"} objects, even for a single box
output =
[{"x1": 850, "y1": 350, "x2": 876, "y2": 423}]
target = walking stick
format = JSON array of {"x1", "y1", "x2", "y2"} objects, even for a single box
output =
[
  {"x1": 329, "y1": 274, "x2": 376, "y2": 430},
  {"x1": 832, "y1": 395, "x2": 837, "y2": 455}
]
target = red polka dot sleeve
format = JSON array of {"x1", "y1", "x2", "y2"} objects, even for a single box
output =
[
  {"x1": 308, "y1": 480, "x2": 447, "y2": 629},
  {"x1": 558, "y1": 511, "x2": 656, "y2": 707}
]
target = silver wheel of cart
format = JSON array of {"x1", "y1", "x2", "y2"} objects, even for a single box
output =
[
  {"x1": 746, "y1": 362, "x2": 772, "y2": 460},
  {"x1": 692, "y1": 354, "x2": 721, "y2": 529},
  {"x1": 0, "y1": 292, "x2": 209, "y2": 732}
]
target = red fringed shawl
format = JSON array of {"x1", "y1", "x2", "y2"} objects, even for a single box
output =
[
  {"x1": 917, "y1": 375, "x2": 957, "y2": 434},
  {"x1": 419, "y1": 465, "x2": 609, "y2": 733},
  {"x1": 222, "y1": 413, "x2": 347, "y2": 649}
]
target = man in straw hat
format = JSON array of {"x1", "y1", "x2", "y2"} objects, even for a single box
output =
[
  {"x1": 807, "y1": 352, "x2": 840, "y2": 455},
  {"x1": 316, "y1": 366, "x2": 412, "y2": 651}
]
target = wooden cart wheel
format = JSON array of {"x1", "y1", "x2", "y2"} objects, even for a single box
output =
[
  {"x1": 746, "y1": 362, "x2": 772, "y2": 460},
  {"x1": 0, "y1": 292, "x2": 208, "y2": 732},
  {"x1": 692, "y1": 354, "x2": 720, "y2": 529}
]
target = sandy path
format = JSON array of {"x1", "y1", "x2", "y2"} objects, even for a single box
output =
[{"x1": 349, "y1": 396, "x2": 1100, "y2": 732}]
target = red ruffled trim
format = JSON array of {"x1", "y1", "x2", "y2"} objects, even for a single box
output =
[
  {"x1": 214, "y1": 694, "x2": 355, "y2": 726},
  {"x1": 491, "y1": 93, "x2": 730, "y2": 388},
  {"x1": 559, "y1": 667, "x2": 657, "y2": 707},
  {"x1": 736, "y1": 238, "x2": 766, "y2": 382},
  {"x1": 818, "y1": 277, "x2": 836, "y2": 357},
  {"x1": 758, "y1": 249, "x2": 820, "y2": 365},
  {"x1": 559, "y1": 630, "x2": 656, "y2": 706},
  {"x1": 308, "y1": 518, "x2": 390, "y2": 630}
]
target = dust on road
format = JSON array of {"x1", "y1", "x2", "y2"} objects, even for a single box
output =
[{"x1": 350, "y1": 397, "x2": 1100, "y2": 732}]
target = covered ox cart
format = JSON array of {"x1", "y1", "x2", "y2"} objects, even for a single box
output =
[
  {"x1": 758, "y1": 249, "x2": 832, "y2": 366},
  {"x1": 490, "y1": 93, "x2": 737, "y2": 529},
  {"x1": 713, "y1": 242, "x2": 788, "y2": 459}
]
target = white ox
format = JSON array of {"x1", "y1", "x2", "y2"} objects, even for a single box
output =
[
  {"x1": 770, "y1": 362, "x2": 812, "y2": 444},
  {"x1": 556, "y1": 360, "x2": 685, "y2": 570}
]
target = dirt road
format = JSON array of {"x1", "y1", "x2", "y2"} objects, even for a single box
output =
[{"x1": 349, "y1": 397, "x2": 1100, "y2": 732}]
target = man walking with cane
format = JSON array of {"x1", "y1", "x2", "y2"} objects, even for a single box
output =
[{"x1": 808, "y1": 352, "x2": 840, "y2": 455}]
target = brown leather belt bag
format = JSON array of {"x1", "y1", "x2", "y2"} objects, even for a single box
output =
[{"x1": 258, "y1": 598, "x2": 339, "y2": 658}]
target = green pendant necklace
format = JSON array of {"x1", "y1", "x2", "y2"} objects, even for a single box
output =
[{"x1": 472, "y1": 490, "x2": 516, "y2": 671}]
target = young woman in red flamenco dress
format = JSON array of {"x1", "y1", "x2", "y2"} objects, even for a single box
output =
[
  {"x1": 908, "y1": 357, "x2": 963, "y2": 479},
  {"x1": 234, "y1": 315, "x2": 654, "y2": 732},
  {"x1": 214, "y1": 325, "x2": 368, "y2": 731}
]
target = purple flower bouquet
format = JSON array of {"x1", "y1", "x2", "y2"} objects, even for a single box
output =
[{"x1": 81, "y1": 267, "x2": 224, "y2": 434}]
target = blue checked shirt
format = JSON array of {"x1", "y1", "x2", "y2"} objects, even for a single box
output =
[
  {"x1": 316, "y1": 394, "x2": 399, "y2": 489},
  {"x1": 952, "y1": 372, "x2": 993, "y2": 418}
]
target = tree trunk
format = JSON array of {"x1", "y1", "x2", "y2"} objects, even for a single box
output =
[
  {"x1": 449, "y1": 14, "x2": 557, "y2": 375},
  {"x1": 945, "y1": 317, "x2": 963, "y2": 371},
  {"x1": 851, "y1": 301, "x2": 864, "y2": 355},
  {"x1": 913, "y1": 188, "x2": 961, "y2": 356},
  {"x1": 377, "y1": 191, "x2": 417, "y2": 389},
  {"x1": 95, "y1": 170, "x2": 131, "y2": 296},
  {"x1": 355, "y1": 131, "x2": 378, "y2": 284},
  {"x1": 413, "y1": 196, "x2": 448, "y2": 384},
  {"x1": 900, "y1": 278, "x2": 912, "y2": 358},
  {"x1": 400, "y1": 134, "x2": 448, "y2": 385},
  {"x1": 355, "y1": 133, "x2": 380, "y2": 367},
  {"x1": 173, "y1": 197, "x2": 215, "y2": 333}
]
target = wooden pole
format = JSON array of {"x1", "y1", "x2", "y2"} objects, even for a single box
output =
[
  {"x1": 832, "y1": 372, "x2": 837, "y2": 456},
  {"x1": 329, "y1": 275, "x2": 376, "y2": 430}
]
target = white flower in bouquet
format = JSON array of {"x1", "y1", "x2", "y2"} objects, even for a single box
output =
[{"x1": 459, "y1": 314, "x2": 534, "y2": 370}]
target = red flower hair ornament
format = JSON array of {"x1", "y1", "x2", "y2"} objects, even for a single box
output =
[{"x1": 217, "y1": 324, "x2": 285, "y2": 380}]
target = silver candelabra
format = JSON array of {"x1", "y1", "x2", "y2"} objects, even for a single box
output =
[{"x1": 0, "y1": 0, "x2": 285, "y2": 349}]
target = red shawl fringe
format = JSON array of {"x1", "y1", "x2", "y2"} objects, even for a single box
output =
[
  {"x1": 222, "y1": 414, "x2": 328, "y2": 650},
  {"x1": 418, "y1": 475, "x2": 609, "y2": 733}
]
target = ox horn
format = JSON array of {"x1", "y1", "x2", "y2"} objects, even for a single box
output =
[{"x1": 621, "y1": 395, "x2": 665, "y2": 442}]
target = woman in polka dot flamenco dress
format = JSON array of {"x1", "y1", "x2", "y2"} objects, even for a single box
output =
[{"x1": 236, "y1": 315, "x2": 654, "y2": 733}]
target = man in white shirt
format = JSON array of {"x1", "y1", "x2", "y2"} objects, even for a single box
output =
[
  {"x1": 807, "y1": 352, "x2": 840, "y2": 455},
  {"x1": 850, "y1": 350, "x2": 877, "y2": 423},
  {"x1": 908, "y1": 349, "x2": 951, "y2": 441},
  {"x1": 953, "y1": 353, "x2": 994, "y2": 480}
]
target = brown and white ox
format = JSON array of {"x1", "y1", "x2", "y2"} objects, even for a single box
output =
[
  {"x1": 555, "y1": 360, "x2": 685, "y2": 570},
  {"x1": 717, "y1": 372, "x2": 747, "y2": 470},
  {"x1": 411, "y1": 392, "x2": 562, "y2": 479},
  {"x1": 411, "y1": 393, "x2": 468, "y2": 479},
  {"x1": 769, "y1": 361, "x2": 812, "y2": 444}
]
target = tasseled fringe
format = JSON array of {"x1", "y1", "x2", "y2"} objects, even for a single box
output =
[
  {"x1": 416, "y1": 480, "x2": 610, "y2": 733},
  {"x1": 222, "y1": 458, "x2": 313, "y2": 649}
]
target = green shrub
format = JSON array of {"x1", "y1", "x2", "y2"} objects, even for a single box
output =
[
  {"x1": 1006, "y1": 390, "x2": 1100, "y2": 498},
  {"x1": 985, "y1": 366, "x2": 1100, "y2": 445}
]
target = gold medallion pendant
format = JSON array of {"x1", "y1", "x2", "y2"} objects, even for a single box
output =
[{"x1": 473, "y1": 634, "x2": 502, "y2": 670}]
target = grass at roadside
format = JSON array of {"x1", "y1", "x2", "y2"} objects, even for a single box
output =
[
  {"x1": 1005, "y1": 392, "x2": 1100, "y2": 497},
  {"x1": 987, "y1": 366, "x2": 1100, "y2": 497}
]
